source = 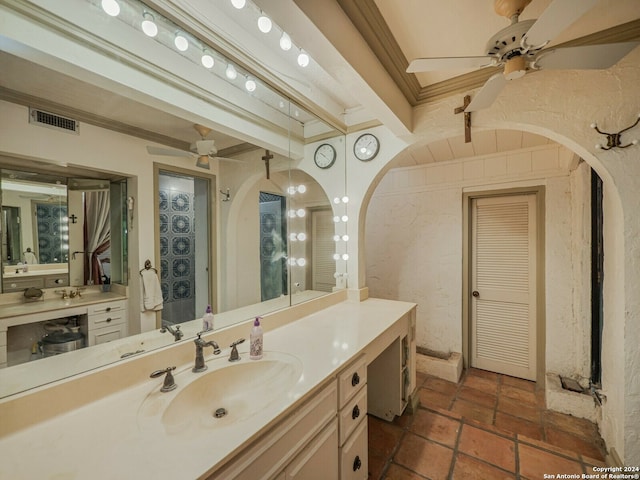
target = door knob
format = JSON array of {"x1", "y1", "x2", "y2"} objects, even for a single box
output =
[{"x1": 472, "y1": 291, "x2": 479, "y2": 297}]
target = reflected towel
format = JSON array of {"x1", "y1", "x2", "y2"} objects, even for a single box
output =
[{"x1": 140, "y1": 269, "x2": 163, "y2": 312}]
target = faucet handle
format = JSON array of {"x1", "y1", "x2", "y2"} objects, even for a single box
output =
[
  {"x1": 150, "y1": 366, "x2": 177, "y2": 392},
  {"x1": 228, "y1": 338, "x2": 245, "y2": 362}
]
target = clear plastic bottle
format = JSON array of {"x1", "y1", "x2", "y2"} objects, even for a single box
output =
[
  {"x1": 202, "y1": 305, "x2": 214, "y2": 331},
  {"x1": 250, "y1": 317, "x2": 263, "y2": 360}
]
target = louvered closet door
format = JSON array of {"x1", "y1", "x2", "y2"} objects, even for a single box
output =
[{"x1": 471, "y1": 194, "x2": 537, "y2": 380}]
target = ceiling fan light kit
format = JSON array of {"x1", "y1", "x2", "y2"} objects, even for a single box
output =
[{"x1": 407, "y1": 0, "x2": 639, "y2": 112}]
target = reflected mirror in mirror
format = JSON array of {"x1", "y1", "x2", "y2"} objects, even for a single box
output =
[{"x1": 1, "y1": 170, "x2": 69, "y2": 293}]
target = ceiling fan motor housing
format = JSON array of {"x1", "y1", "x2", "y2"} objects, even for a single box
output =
[{"x1": 484, "y1": 19, "x2": 538, "y2": 61}]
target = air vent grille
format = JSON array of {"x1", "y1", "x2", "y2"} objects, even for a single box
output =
[{"x1": 29, "y1": 108, "x2": 79, "y2": 134}]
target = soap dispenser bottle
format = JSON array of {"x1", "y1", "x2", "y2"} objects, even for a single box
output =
[
  {"x1": 202, "y1": 305, "x2": 214, "y2": 331},
  {"x1": 250, "y1": 317, "x2": 263, "y2": 360}
]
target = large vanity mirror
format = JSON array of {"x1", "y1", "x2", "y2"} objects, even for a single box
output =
[{"x1": 0, "y1": 0, "x2": 347, "y2": 398}]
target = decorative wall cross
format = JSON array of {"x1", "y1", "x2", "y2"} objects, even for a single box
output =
[
  {"x1": 454, "y1": 95, "x2": 472, "y2": 143},
  {"x1": 262, "y1": 149, "x2": 274, "y2": 179},
  {"x1": 69, "y1": 214, "x2": 78, "y2": 224}
]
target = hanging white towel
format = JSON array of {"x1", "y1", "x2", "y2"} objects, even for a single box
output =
[{"x1": 140, "y1": 269, "x2": 163, "y2": 312}]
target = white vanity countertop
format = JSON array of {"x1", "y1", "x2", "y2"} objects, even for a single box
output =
[
  {"x1": 0, "y1": 291, "x2": 126, "y2": 322},
  {"x1": 0, "y1": 297, "x2": 416, "y2": 480}
]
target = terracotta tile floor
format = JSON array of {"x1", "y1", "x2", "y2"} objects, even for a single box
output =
[{"x1": 368, "y1": 368, "x2": 607, "y2": 480}]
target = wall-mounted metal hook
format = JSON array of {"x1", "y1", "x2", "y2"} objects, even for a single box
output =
[
  {"x1": 591, "y1": 114, "x2": 640, "y2": 151},
  {"x1": 220, "y1": 188, "x2": 231, "y2": 202}
]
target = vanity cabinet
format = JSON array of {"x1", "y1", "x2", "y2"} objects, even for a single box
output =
[
  {"x1": 2, "y1": 274, "x2": 68, "y2": 292},
  {"x1": 85, "y1": 300, "x2": 128, "y2": 346},
  {"x1": 208, "y1": 380, "x2": 338, "y2": 480},
  {"x1": 337, "y1": 356, "x2": 368, "y2": 480}
]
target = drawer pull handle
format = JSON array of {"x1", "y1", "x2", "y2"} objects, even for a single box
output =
[
  {"x1": 351, "y1": 372, "x2": 360, "y2": 387},
  {"x1": 106, "y1": 307, "x2": 112, "y2": 312},
  {"x1": 353, "y1": 456, "x2": 362, "y2": 471},
  {"x1": 106, "y1": 317, "x2": 112, "y2": 323},
  {"x1": 352, "y1": 404, "x2": 360, "y2": 419}
]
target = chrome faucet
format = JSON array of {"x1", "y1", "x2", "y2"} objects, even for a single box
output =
[
  {"x1": 193, "y1": 332, "x2": 221, "y2": 372},
  {"x1": 69, "y1": 287, "x2": 85, "y2": 299},
  {"x1": 160, "y1": 324, "x2": 183, "y2": 342}
]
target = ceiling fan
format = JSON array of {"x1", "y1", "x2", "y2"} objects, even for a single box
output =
[
  {"x1": 146, "y1": 124, "x2": 240, "y2": 169},
  {"x1": 406, "y1": 0, "x2": 640, "y2": 112}
]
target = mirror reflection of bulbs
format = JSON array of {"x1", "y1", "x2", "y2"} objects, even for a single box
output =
[
  {"x1": 101, "y1": 0, "x2": 120, "y2": 16},
  {"x1": 258, "y1": 15, "x2": 272, "y2": 33},
  {"x1": 342, "y1": 196, "x2": 349, "y2": 203},
  {"x1": 141, "y1": 13, "x2": 158, "y2": 37},
  {"x1": 297, "y1": 233, "x2": 306, "y2": 241},
  {"x1": 280, "y1": 32, "x2": 292, "y2": 51},
  {"x1": 288, "y1": 209, "x2": 297, "y2": 218},
  {"x1": 333, "y1": 197, "x2": 340, "y2": 204},
  {"x1": 297, "y1": 185, "x2": 307, "y2": 194},
  {"x1": 288, "y1": 258, "x2": 297, "y2": 266},
  {"x1": 341, "y1": 215, "x2": 349, "y2": 222},
  {"x1": 230, "y1": 0, "x2": 246, "y2": 8},
  {"x1": 174, "y1": 33, "x2": 189, "y2": 52},
  {"x1": 297, "y1": 51, "x2": 310, "y2": 67},
  {"x1": 342, "y1": 235, "x2": 349, "y2": 242},
  {"x1": 201, "y1": 52, "x2": 214, "y2": 69},
  {"x1": 333, "y1": 253, "x2": 341, "y2": 260},
  {"x1": 225, "y1": 64, "x2": 237, "y2": 80},
  {"x1": 296, "y1": 258, "x2": 306, "y2": 267},
  {"x1": 290, "y1": 233, "x2": 298, "y2": 241},
  {"x1": 333, "y1": 235, "x2": 340, "y2": 242},
  {"x1": 288, "y1": 186, "x2": 296, "y2": 195},
  {"x1": 296, "y1": 209, "x2": 306, "y2": 217},
  {"x1": 245, "y1": 78, "x2": 256, "y2": 92},
  {"x1": 333, "y1": 216, "x2": 340, "y2": 223},
  {"x1": 342, "y1": 253, "x2": 349, "y2": 261}
]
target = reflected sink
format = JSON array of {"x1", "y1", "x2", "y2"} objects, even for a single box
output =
[{"x1": 137, "y1": 351, "x2": 303, "y2": 436}]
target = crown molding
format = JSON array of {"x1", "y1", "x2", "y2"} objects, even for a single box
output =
[{"x1": 338, "y1": 1, "x2": 640, "y2": 107}]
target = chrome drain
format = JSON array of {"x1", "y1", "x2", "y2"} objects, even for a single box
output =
[{"x1": 214, "y1": 407, "x2": 227, "y2": 418}]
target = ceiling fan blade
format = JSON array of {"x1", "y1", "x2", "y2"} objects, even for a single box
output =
[
  {"x1": 406, "y1": 56, "x2": 493, "y2": 73},
  {"x1": 536, "y1": 42, "x2": 640, "y2": 70},
  {"x1": 215, "y1": 156, "x2": 245, "y2": 164},
  {"x1": 523, "y1": 0, "x2": 598, "y2": 48},
  {"x1": 464, "y1": 73, "x2": 507, "y2": 112},
  {"x1": 146, "y1": 146, "x2": 193, "y2": 158}
]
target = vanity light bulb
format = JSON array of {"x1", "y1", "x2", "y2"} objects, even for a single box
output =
[
  {"x1": 297, "y1": 233, "x2": 306, "y2": 241},
  {"x1": 201, "y1": 52, "x2": 215, "y2": 69},
  {"x1": 280, "y1": 32, "x2": 292, "y2": 51},
  {"x1": 230, "y1": 0, "x2": 246, "y2": 8},
  {"x1": 342, "y1": 235, "x2": 349, "y2": 242},
  {"x1": 296, "y1": 258, "x2": 306, "y2": 267},
  {"x1": 288, "y1": 258, "x2": 297, "y2": 266},
  {"x1": 297, "y1": 51, "x2": 310, "y2": 68},
  {"x1": 333, "y1": 253, "x2": 341, "y2": 260},
  {"x1": 288, "y1": 209, "x2": 297, "y2": 218},
  {"x1": 245, "y1": 78, "x2": 257, "y2": 92},
  {"x1": 141, "y1": 13, "x2": 158, "y2": 37},
  {"x1": 296, "y1": 208, "x2": 306, "y2": 217},
  {"x1": 333, "y1": 216, "x2": 340, "y2": 223},
  {"x1": 342, "y1": 196, "x2": 349, "y2": 203},
  {"x1": 258, "y1": 15, "x2": 272, "y2": 33},
  {"x1": 287, "y1": 186, "x2": 297, "y2": 195},
  {"x1": 333, "y1": 197, "x2": 341, "y2": 204},
  {"x1": 174, "y1": 33, "x2": 189, "y2": 52},
  {"x1": 225, "y1": 64, "x2": 238, "y2": 80},
  {"x1": 101, "y1": 0, "x2": 120, "y2": 16},
  {"x1": 341, "y1": 215, "x2": 349, "y2": 222},
  {"x1": 297, "y1": 184, "x2": 307, "y2": 194},
  {"x1": 62, "y1": 216, "x2": 69, "y2": 222},
  {"x1": 333, "y1": 235, "x2": 341, "y2": 242},
  {"x1": 290, "y1": 233, "x2": 298, "y2": 241},
  {"x1": 342, "y1": 253, "x2": 349, "y2": 261}
]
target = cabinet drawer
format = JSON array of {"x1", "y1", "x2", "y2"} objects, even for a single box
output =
[
  {"x1": 3, "y1": 277, "x2": 44, "y2": 292},
  {"x1": 88, "y1": 310, "x2": 127, "y2": 328},
  {"x1": 339, "y1": 418, "x2": 368, "y2": 480},
  {"x1": 88, "y1": 300, "x2": 126, "y2": 316},
  {"x1": 90, "y1": 323, "x2": 127, "y2": 346},
  {"x1": 339, "y1": 386, "x2": 367, "y2": 446},
  {"x1": 338, "y1": 355, "x2": 367, "y2": 408}
]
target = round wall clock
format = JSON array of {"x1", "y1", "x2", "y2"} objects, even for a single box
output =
[
  {"x1": 314, "y1": 143, "x2": 337, "y2": 169},
  {"x1": 354, "y1": 133, "x2": 380, "y2": 161}
]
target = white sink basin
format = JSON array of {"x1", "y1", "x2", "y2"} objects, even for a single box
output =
[{"x1": 137, "y1": 351, "x2": 303, "y2": 436}]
